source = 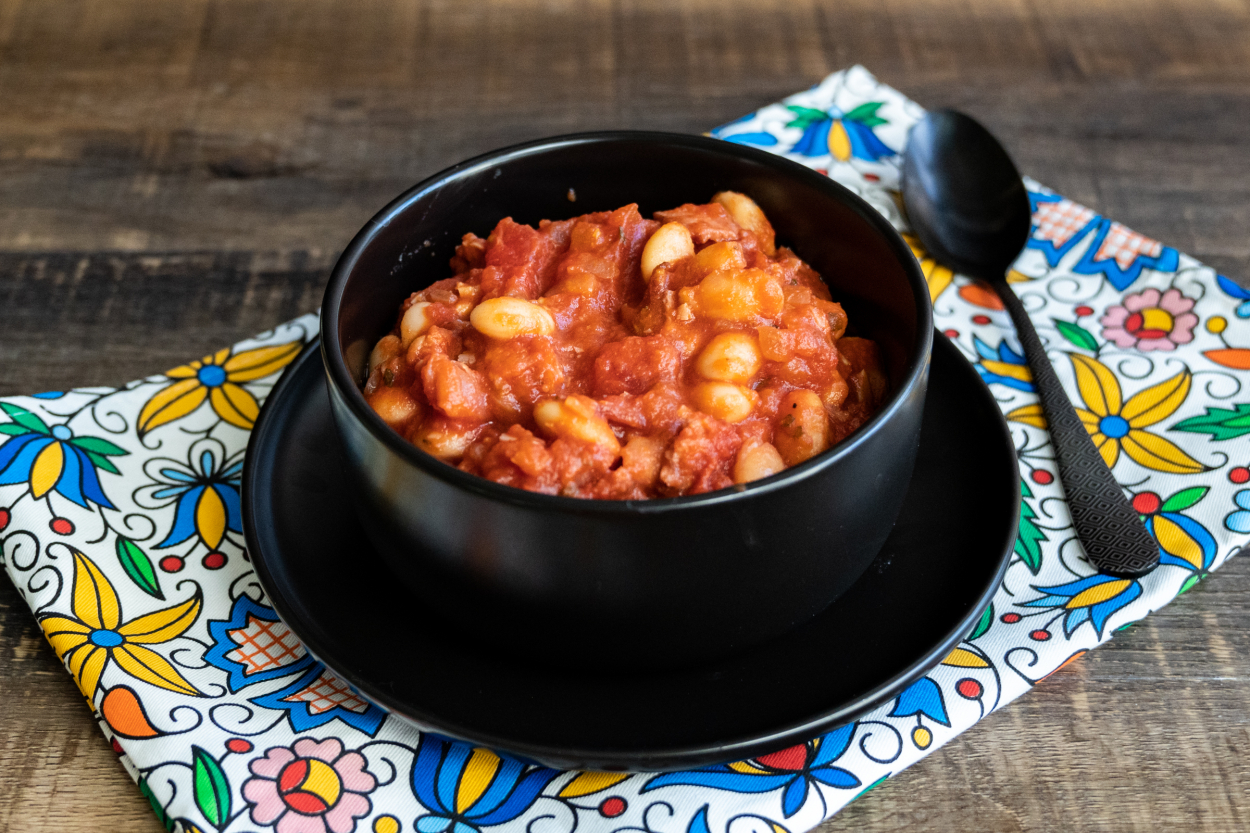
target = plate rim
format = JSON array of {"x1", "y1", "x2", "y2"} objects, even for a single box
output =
[{"x1": 243, "y1": 334, "x2": 1018, "y2": 770}]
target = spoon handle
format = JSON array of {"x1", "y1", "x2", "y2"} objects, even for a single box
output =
[{"x1": 993, "y1": 281, "x2": 1160, "y2": 578}]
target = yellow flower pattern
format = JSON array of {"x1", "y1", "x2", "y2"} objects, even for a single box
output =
[
  {"x1": 904, "y1": 234, "x2": 954, "y2": 302},
  {"x1": 910, "y1": 231, "x2": 1035, "y2": 303},
  {"x1": 137, "y1": 342, "x2": 301, "y2": 437},
  {"x1": 39, "y1": 548, "x2": 203, "y2": 699},
  {"x1": 1008, "y1": 354, "x2": 1207, "y2": 474},
  {"x1": 904, "y1": 235, "x2": 1032, "y2": 304}
]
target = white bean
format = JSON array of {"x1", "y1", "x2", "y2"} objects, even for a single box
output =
[
  {"x1": 774, "y1": 389, "x2": 829, "y2": 465},
  {"x1": 696, "y1": 332, "x2": 762, "y2": 383},
  {"x1": 414, "y1": 421, "x2": 476, "y2": 461},
  {"x1": 692, "y1": 382, "x2": 758, "y2": 423},
  {"x1": 695, "y1": 241, "x2": 747, "y2": 275},
  {"x1": 400, "y1": 302, "x2": 434, "y2": 347},
  {"x1": 368, "y1": 386, "x2": 421, "y2": 429},
  {"x1": 641, "y1": 222, "x2": 695, "y2": 280},
  {"x1": 713, "y1": 191, "x2": 776, "y2": 255},
  {"x1": 533, "y1": 395, "x2": 621, "y2": 454},
  {"x1": 621, "y1": 435, "x2": 664, "y2": 486},
  {"x1": 368, "y1": 335, "x2": 402, "y2": 374},
  {"x1": 733, "y1": 442, "x2": 786, "y2": 484},
  {"x1": 693, "y1": 268, "x2": 784, "y2": 322},
  {"x1": 470, "y1": 297, "x2": 556, "y2": 340}
]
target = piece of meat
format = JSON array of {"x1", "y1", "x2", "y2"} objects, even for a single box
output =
[{"x1": 654, "y1": 203, "x2": 743, "y2": 245}]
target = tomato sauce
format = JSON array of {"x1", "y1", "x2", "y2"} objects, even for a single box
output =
[{"x1": 362, "y1": 193, "x2": 886, "y2": 499}]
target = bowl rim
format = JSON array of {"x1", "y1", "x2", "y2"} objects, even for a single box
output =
[{"x1": 321, "y1": 129, "x2": 933, "y2": 514}]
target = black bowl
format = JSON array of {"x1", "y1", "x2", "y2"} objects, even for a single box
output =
[{"x1": 321, "y1": 131, "x2": 933, "y2": 668}]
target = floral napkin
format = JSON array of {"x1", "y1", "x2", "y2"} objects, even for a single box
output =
[{"x1": 4, "y1": 65, "x2": 1250, "y2": 833}]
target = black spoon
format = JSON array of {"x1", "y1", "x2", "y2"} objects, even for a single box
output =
[{"x1": 901, "y1": 109, "x2": 1159, "y2": 578}]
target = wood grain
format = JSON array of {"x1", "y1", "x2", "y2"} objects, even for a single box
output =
[{"x1": 1, "y1": 1, "x2": 1249, "y2": 831}]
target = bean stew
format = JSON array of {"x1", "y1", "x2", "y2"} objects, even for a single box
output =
[{"x1": 362, "y1": 193, "x2": 886, "y2": 499}]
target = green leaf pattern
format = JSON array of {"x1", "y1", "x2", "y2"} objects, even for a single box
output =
[
  {"x1": 1015, "y1": 479, "x2": 1048, "y2": 575},
  {"x1": 192, "y1": 745, "x2": 232, "y2": 831},
  {"x1": 1053, "y1": 319, "x2": 1099, "y2": 351},
  {"x1": 116, "y1": 537, "x2": 164, "y2": 600},
  {"x1": 1172, "y1": 404, "x2": 1250, "y2": 441}
]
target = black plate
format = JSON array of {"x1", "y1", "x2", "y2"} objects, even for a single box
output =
[{"x1": 243, "y1": 335, "x2": 1018, "y2": 771}]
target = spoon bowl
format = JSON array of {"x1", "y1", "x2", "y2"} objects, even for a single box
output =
[{"x1": 901, "y1": 109, "x2": 1033, "y2": 281}]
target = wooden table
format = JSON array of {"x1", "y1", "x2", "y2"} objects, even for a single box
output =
[{"x1": 2, "y1": 1, "x2": 1249, "y2": 830}]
